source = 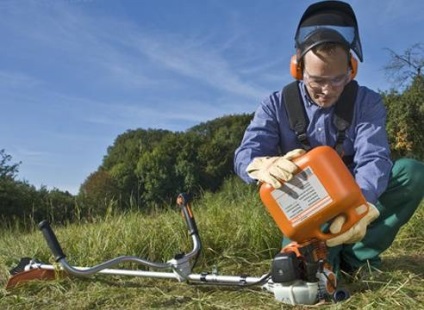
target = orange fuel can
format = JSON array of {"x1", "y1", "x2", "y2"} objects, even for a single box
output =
[{"x1": 259, "y1": 146, "x2": 368, "y2": 242}]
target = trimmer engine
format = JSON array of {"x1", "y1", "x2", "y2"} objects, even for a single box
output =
[{"x1": 263, "y1": 239, "x2": 349, "y2": 305}]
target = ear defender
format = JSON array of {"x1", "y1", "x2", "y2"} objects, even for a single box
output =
[
  {"x1": 290, "y1": 55, "x2": 303, "y2": 80},
  {"x1": 290, "y1": 53, "x2": 359, "y2": 80}
]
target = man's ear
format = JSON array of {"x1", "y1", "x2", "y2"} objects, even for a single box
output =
[{"x1": 349, "y1": 54, "x2": 358, "y2": 80}]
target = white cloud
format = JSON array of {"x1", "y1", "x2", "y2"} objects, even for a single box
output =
[
  {"x1": 0, "y1": 71, "x2": 43, "y2": 89},
  {"x1": 127, "y1": 31, "x2": 268, "y2": 100}
]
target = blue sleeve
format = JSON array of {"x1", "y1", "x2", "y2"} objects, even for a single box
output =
[
  {"x1": 352, "y1": 87, "x2": 393, "y2": 204},
  {"x1": 234, "y1": 91, "x2": 301, "y2": 183},
  {"x1": 234, "y1": 92, "x2": 282, "y2": 183}
]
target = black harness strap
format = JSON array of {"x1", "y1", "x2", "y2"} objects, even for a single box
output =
[
  {"x1": 283, "y1": 82, "x2": 312, "y2": 151},
  {"x1": 282, "y1": 80, "x2": 358, "y2": 163},
  {"x1": 333, "y1": 81, "x2": 358, "y2": 164}
]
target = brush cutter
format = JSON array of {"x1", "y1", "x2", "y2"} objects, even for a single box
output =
[
  {"x1": 6, "y1": 193, "x2": 349, "y2": 305},
  {"x1": 6, "y1": 146, "x2": 365, "y2": 305}
]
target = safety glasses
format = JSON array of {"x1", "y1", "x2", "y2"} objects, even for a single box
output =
[{"x1": 303, "y1": 70, "x2": 350, "y2": 89}]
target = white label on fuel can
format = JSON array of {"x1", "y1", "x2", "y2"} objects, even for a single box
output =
[{"x1": 271, "y1": 166, "x2": 333, "y2": 226}]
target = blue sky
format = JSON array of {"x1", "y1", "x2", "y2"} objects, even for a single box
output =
[{"x1": 1, "y1": 0, "x2": 423, "y2": 195}]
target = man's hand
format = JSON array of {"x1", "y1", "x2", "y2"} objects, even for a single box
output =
[
  {"x1": 246, "y1": 149, "x2": 306, "y2": 188},
  {"x1": 326, "y1": 203, "x2": 380, "y2": 247}
]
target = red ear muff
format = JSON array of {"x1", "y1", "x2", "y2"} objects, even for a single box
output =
[
  {"x1": 349, "y1": 54, "x2": 358, "y2": 80},
  {"x1": 290, "y1": 55, "x2": 303, "y2": 80}
]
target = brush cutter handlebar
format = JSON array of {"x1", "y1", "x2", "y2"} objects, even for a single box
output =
[
  {"x1": 38, "y1": 220, "x2": 66, "y2": 262},
  {"x1": 37, "y1": 195, "x2": 201, "y2": 278}
]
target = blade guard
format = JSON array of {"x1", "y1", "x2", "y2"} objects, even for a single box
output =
[
  {"x1": 6, "y1": 268, "x2": 58, "y2": 290},
  {"x1": 259, "y1": 146, "x2": 368, "y2": 242}
]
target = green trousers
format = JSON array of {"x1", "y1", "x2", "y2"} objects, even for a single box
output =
[{"x1": 327, "y1": 157, "x2": 424, "y2": 274}]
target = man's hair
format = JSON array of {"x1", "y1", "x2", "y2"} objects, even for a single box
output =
[
  {"x1": 302, "y1": 42, "x2": 350, "y2": 67},
  {"x1": 312, "y1": 42, "x2": 349, "y2": 56}
]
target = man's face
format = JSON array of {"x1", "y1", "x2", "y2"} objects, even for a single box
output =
[{"x1": 303, "y1": 46, "x2": 351, "y2": 108}]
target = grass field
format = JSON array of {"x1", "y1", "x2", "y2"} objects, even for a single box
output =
[{"x1": 1, "y1": 178, "x2": 423, "y2": 309}]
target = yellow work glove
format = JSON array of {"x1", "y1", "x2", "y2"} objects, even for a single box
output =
[
  {"x1": 246, "y1": 149, "x2": 306, "y2": 188},
  {"x1": 326, "y1": 203, "x2": 380, "y2": 247}
]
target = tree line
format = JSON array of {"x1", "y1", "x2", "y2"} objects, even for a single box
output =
[
  {"x1": 1, "y1": 44, "x2": 423, "y2": 226},
  {"x1": 0, "y1": 114, "x2": 253, "y2": 225},
  {"x1": 78, "y1": 113, "x2": 253, "y2": 217}
]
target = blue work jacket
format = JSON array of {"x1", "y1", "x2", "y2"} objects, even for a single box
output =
[{"x1": 234, "y1": 81, "x2": 393, "y2": 204}]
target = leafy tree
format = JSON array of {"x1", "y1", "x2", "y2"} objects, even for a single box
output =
[
  {"x1": 0, "y1": 150, "x2": 27, "y2": 220},
  {"x1": 172, "y1": 132, "x2": 204, "y2": 192},
  {"x1": 136, "y1": 146, "x2": 176, "y2": 205},
  {"x1": 134, "y1": 132, "x2": 201, "y2": 205},
  {"x1": 79, "y1": 169, "x2": 120, "y2": 217},
  {"x1": 101, "y1": 128, "x2": 173, "y2": 207},
  {"x1": 0, "y1": 149, "x2": 21, "y2": 180},
  {"x1": 191, "y1": 114, "x2": 253, "y2": 190},
  {"x1": 39, "y1": 188, "x2": 76, "y2": 223},
  {"x1": 93, "y1": 114, "x2": 253, "y2": 209},
  {"x1": 383, "y1": 75, "x2": 424, "y2": 160},
  {"x1": 382, "y1": 43, "x2": 424, "y2": 160},
  {"x1": 103, "y1": 129, "x2": 172, "y2": 171}
]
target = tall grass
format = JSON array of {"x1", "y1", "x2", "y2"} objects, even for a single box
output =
[{"x1": 0, "y1": 177, "x2": 423, "y2": 309}]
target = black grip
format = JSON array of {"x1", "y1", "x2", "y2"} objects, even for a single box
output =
[
  {"x1": 177, "y1": 193, "x2": 198, "y2": 236},
  {"x1": 38, "y1": 220, "x2": 66, "y2": 262},
  {"x1": 181, "y1": 203, "x2": 198, "y2": 235}
]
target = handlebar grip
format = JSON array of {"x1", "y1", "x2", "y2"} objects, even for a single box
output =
[
  {"x1": 38, "y1": 220, "x2": 66, "y2": 262},
  {"x1": 177, "y1": 193, "x2": 198, "y2": 236}
]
